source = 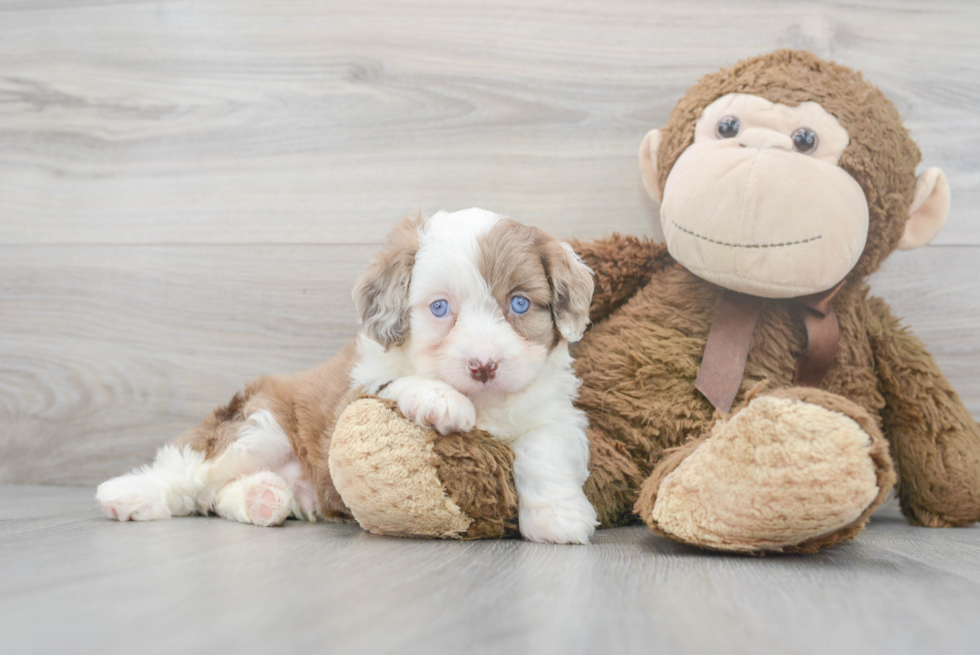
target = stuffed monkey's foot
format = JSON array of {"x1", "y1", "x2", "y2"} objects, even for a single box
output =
[
  {"x1": 637, "y1": 388, "x2": 895, "y2": 554},
  {"x1": 329, "y1": 398, "x2": 519, "y2": 540}
]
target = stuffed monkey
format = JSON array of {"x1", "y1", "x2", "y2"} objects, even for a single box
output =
[{"x1": 325, "y1": 50, "x2": 980, "y2": 553}]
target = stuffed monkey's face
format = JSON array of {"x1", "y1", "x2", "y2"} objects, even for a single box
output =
[{"x1": 656, "y1": 93, "x2": 869, "y2": 298}]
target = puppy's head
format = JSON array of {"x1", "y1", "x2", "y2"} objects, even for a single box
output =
[{"x1": 353, "y1": 208, "x2": 594, "y2": 397}]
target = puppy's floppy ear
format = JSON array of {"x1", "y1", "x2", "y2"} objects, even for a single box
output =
[
  {"x1": 352, "y1": 211, "x2": 427, "y2": 349},
  {"x1": 537, "y1": 235, "x2": 595, "y2": 342}
]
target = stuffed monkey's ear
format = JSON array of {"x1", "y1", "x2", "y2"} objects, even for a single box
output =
[
  {"x1": 541, "y1": 240, "x2": 594, "y2": 343},
  {"x1": 352, "y1": 213, "x2": 425, "y2": 349},
  {"x1": 898, "y1": 167, "x2": 950, "y2": 250},
  {"x1": 638, "y1": 128, "x2": 663, "y2": 203}
]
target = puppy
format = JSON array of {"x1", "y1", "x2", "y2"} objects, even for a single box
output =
[{"x1": 96, "y1": 208, "x2": 598, "y2": 544}]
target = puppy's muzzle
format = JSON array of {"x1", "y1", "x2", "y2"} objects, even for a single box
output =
[{"x1": 468, "y1": 359, "x2": 498, "y2": 383}]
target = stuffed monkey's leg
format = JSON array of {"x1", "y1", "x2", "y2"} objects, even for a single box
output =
[
  {"x1": 329, "y1": 398, "x2": 520, "y2": 539},
  {"x1": 635, "y1": 388, "x2": 896, "y2": 553},
  {"x1": 328, "y1": 398, "x2": 641, "y2": 539},
  {"x1": 583, "y1": 426, "x2": 645, "y2": 528}
]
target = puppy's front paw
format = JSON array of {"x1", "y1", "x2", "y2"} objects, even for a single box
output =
[
  {"x1": 519, "y1": 494, "x2": 598, "y2": 545},
  {"x1": 96, "y1": 475, "x2": 171, "y2": 522},
  {"x1": 398, "y1": 384, "x2": 476, "y2": 435}
]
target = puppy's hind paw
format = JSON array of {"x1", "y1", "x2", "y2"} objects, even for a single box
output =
[
  {"x1": 245, "y1": 473, "x2": 293, "y2": 527},
  {"x1": 213, "y1": 471, "x2": 293, "y2": 527},
  {"x1": 96, "y1": 475, "x2": 172, "y2": 522}
]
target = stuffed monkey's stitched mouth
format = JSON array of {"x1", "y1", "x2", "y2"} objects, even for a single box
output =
[{"x1": 672, "y1": 221, "x2": 822, "y2": 249}]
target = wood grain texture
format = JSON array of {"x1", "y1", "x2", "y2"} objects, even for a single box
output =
[
  {"x1": 2, "y1": 485, "x2": 980, "y2": 655},
  {"x1": 1, "y1": 0, "x2": 979, "y2": 244},
  {"x1": 0, "y1": 244, "x2": 369, "y2": 484},
  {"x1": 1, "y1": 244, "x2": 977, "y2": 485},
  {"x1": 1, "y1": 0, "x2": 979, "y2": 485}
]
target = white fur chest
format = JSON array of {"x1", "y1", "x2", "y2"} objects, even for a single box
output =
[{"x1": 472, "y1": 357, "x2": 586, "y2": 444}]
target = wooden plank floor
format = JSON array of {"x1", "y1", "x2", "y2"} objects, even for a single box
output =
[{"x1": 2, "y1": 486, "x2": 980, "y2": 655}]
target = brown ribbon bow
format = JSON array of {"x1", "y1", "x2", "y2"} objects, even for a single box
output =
[{"x1": 693, "y1": 281, "x2": 846, "y2": 413}]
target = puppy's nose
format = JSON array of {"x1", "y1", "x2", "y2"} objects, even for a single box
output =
[{"x1": 468, "y1": 358, "x2": 498, "y2": 383}]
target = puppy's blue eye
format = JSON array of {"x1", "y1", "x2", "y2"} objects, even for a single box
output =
[
  {"x1": 429, "y1": 300, "x2": 449, "y2": 317},
  {"x1": 510, "y1": 296, "x2": 530, "y2": 315}
]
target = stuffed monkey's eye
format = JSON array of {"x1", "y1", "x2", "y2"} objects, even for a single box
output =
[
  {"x1": 791, "y1": 127, "x2": 819, "y2": 154},
  {"x1": 716, "y1": 116, "x2": 741, "y2": 138},
  {"x1": 430, "y1": 299, "x2": 450, "y2": 317}
]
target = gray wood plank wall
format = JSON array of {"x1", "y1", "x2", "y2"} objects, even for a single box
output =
[{"x1": 2, "y1": 0, "x2": 979, "y2": 485}]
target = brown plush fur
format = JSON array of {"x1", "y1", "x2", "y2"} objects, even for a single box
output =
[
  {"x1": 330, "y1": 51, "x2": 980, "y2": 552},
  {"x1": 327, "y1": 397, "x2": 475, "y2": 537},
  {"x1": 656, "y1": 49, "x2": 919, "y2": 280},
  {"x1": 332, "y1": 220, "x2": 980, "y2": 550},
  {"x1": 411, "y1": 228, "x2": 980, "y2": 549},
  {"x1": 573, "y1": 260, "x2": 907, "y2": 536},
  {"x1": 867, "y1": 298, "x2": 980, "y2": 526},
  {"x1": 568, "y1": 235, "x2": 672, "y2": 323},
  {"x1": 178, "y1": 51, "x2": 980, "y2": 554},
  {"x1": 432, "y1": 428, "x2": 520, "y2": 539},
  {"x1": 633, "y1": 386, "x2": 896, "y2": 553},
  {"x1": 576, "y1": 216, "x2": 978, "y2": 544}
]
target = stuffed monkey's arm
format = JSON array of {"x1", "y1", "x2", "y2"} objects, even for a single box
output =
[
  {"x1": 868, "y1": 297, "x2": 980, "y2": 527},
  {"x1": 566, "y1": 235, "x2": 672, "y2": 324}
]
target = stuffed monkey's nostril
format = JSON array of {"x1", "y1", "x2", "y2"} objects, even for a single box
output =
[
  {"x1": 468, "y1": 359, "x2": 498, "y2": 383},
  {"x1": 736, "y1": 128, "x2": 793, "y2": 151}
]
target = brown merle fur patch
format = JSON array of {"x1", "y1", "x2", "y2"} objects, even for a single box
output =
[
  {"x1": 352, "y1": 210, "x2": 427, "y2": 349},
  {"x1": 476, "y1": 219, "x2": 561, "y2": 349}
]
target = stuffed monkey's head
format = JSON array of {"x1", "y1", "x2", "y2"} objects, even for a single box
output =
[{"x1": 640, "y1": 50, "x2": 951, "y2": 298}]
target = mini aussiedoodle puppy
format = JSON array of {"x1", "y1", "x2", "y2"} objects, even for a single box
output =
[{"x1": 97, "y1": 208, "x2": 598, "y2": 544}]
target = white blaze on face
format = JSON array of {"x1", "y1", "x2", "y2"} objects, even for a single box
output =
[
  {"x1": 660, "y1": 93, "x2": 869, "y2": 298},
  {"x1": 405, "y1": 208, "x2": 552, "y2": 398}
]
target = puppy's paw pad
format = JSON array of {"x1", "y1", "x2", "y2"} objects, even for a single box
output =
[
  {"x1": 244, "y1": 474, "x2": 292, "y2": 527},
  {"x1": 96, "y1": 477, "x2": 171, "y2": 522},
  {"x1": 519, "y1": 496, "x2": 598, "y2": 545}
]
